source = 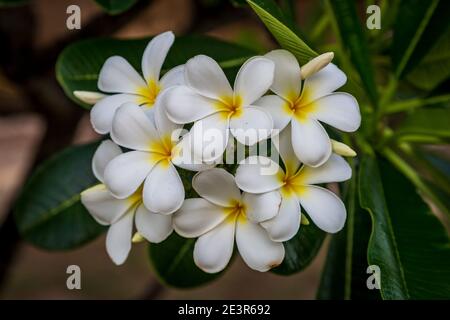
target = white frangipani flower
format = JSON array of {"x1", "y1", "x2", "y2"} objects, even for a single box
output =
[
  {"x1": 257, "y1": 49, "x2": 361, "y2": 167},
  {"x1": 173, "y1": 168, "x2": 284, "y2": 273},
  {"x1": 104, "y1": 102, "x2": 211, "y2": 215},
  {"x1": 163, "y1": 55, "x2": 275, "y2": 162},
  {"x1": 81, "y1": 140, "x2": 173, "y2": 265},
  {"x1": 89, "y1": 31, "x2": 185, "y2": 134},
  {"x1": 235, "y1": 124, "x2": 351, "y2": 239}
]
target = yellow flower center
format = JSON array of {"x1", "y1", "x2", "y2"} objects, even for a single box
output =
[
  {"x1": 224, "y1": 199, "x2": 247, "y2": 223},
  {"x1": 283, "y1": 88, "x2": 316, "y2": 122},
  {"x1": 136, "y1": 80, "x2": 161, "y2": 107},
  {"x1": 127, "y1": 185, "x2": 143, "y2": 206},
  {"x1": 280, "y1": 171, "x2": 307, "y2": 198},
  {"x1": 149, "y1": 134, "x2": 175, "y2": 167},
  {"x1": 215, "y1": 95, "x2": 243, "y2": 120}
]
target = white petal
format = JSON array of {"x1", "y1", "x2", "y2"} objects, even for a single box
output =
[
  {"x1": 297, "y1": 154, "x2": 352, "y2": 185},
  {"x1": 190, "y1": 112, "x2": 229, "y2": 162},
  {"x1": 160, "y1": 64, "x2": 185, "y2": 88},
  {"x1": 193, "y1": 168, "x2": 241, "y2": 207},
  {"x1": 106, "y1": 211, "x2": 134, "y2": 265},
  {"x1": 103, "y1": 151, "x2": 155, "y2": 199},
  {"x1": 242, "y1": 191, "x2": 281, "y2": 223},
  {"x1": 302, "y1": 63, "x2": 346, "y2": 103},
  {"x1": 274, "y1": 123, "x2": 300, "y2": 175},
  {"x1": 173, "y1": 198, "x2": 227, "y2": 237},
  {"x1": 111, "y1": 103, "x2": 159, "y2": 151},
  {"x1": 310, "y1": 93, "x2": 361, "y2": 132},
  {"x1": 153, "y1": 95, "x2": 182, "y2": 137},
  {"x1": 185, "y1": 55, "x2": 233, "y2": 100},
  {"x1": 171, "y1": 133, "x2": 216, "y2": 171},
  {"x1": 235, "y1": 156, "x2": 284, "y2": 193},
  {"x1": 98, "y1": 56, "x2": 146, "y2": 94},
  {"x1": 254, "y1": 95, "x2": 292, "y2": 131},
  {"x1": 81, "y1": 184, "x2": 130, "y2": 225},
  {"x1": 261, "y1": 195, "x2": 300, "y2": 242},
  {"x1": 141, "y1": 31, "x2": 174, "y2": 83},
  {"x1": 291, "y1": 118, "x2": 331, "y2": 167},
  {"x1": 234, "y1": 57, "x2": 274, "y2": 105},
  {"x1": 143, "y1": 162, "x2": 184, "y2": 214},
  {"x1": 90, "y1": 94, "x2": 138, "y2": 134},
  {"x1": 194, "y1": 219, "x2": 235, "y2": 273},
  {"x1": 163, "y1": 85, "x2": 220, "y2": 124},
  {"x1": 265, "y1": 49, "x2": 301, "y2": 99},
  {"x1": 298, "y1": 186, "x2": 346, "y2": 233},
  {"x1": 92, "y1": 140, "x2": 122, "y2": 183},
  {"x1": 236, "y1": 220, "x2": 285, "y2": 272},
  {"x1": 135, "y1": 204, "x2": 173, "y2": 243},
  {"x1": 229, "y1": 107, "x2": 273, "y2": 146}
]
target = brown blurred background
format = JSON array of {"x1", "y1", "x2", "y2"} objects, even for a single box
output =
[{"x1": 0, "y1": 0, "x2": 328, "y2": 299}]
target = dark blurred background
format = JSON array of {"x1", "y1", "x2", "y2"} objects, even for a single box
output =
[{"x1": 0, "y1": 0, "x2": 329, "y2": 299}]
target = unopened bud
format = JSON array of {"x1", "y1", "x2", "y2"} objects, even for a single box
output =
[
  {"x1": 132, "y1": 232, "x2": 145, "y2": 243},
  {"x1": 331, "y1": 139, "x2": 357, "y2": 157},
  {"x1": 300, "y1": 52, "x2": 334, "y2": 79},
  {"x1": 73, "y1": 90, "x2": 106, "y2": 104},
  {"x1": 301, "y1": 215, "x2": 310, "y2": 225}
]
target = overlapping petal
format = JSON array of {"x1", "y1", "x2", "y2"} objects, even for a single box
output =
[
  {"x1": 229, "y1": 107, "x2": 273, "y2": 146},
  {"x1": 265, "y1": 49, "x2": 301, "y2": 100},
  {"x1": 98, "y1": 56, "x2": 146, "y2": 94},
  {"x1": 242, "y1": 191, "x2": 281, "y2": 223},
  {"x1": 234, "y1": 57, "x2": 274, "y2": 105},
  {"x1": 143, "y1": 161, "x2": 184, "y2": 214},
  {"x1": 135, "y1": 204, "x2": 173, "y2": 243},
  {"x1": 92, "y1": 140, "x2": 122, "y2": 183},
  {"x1": 193, "y1": 168, "x2": 241, "y2": 207},
  {"x1": 106, "y1": 210, "x2": 134, "y2": 265},
  {"x1": 173, "y1": 198, "x2": 227, "y2": 237},
  {"x1": 236, "y1": 220, "x2": 285, "y2": 272},
  {"x1": 141, "y1": 31, "x2": 174, "y2": 83},
  {"x1": 235, "y1": 156, "x2": 284, "y2": 193},
  {"x1": 194, "y1": 219, "x2": 236, "y2": 273}
]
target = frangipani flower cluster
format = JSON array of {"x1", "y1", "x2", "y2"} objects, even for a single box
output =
[{"x1": 78, "y1": 31, "x2": 361, "y2": 272}]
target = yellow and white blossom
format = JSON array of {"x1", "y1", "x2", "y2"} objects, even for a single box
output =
[
  {"x1": 163, "y1": 55, "x2": 275, "y2": 162},
  {"x1": 86, "y1": 31, "x2": 184, "y2": 134},
  {"x1": 81, "y1": 140, "x2": 173, "y2": 265},
  {"x1": 235, "y1": 125, "x2": 351, "y2": 239},
  {"x1": 104, "y1": 102, "x2": 211, "y2": 215},
  {"x1": 173, "y1": 168, "x2": 284, "y2": 273},
  {"x1": 256, "y1": 49, "x2": 361, "y2": 167}
]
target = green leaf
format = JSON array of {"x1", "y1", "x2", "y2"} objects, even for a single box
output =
[
  {"x1": 56, "y1": 35, "x2": 256, "y2": 108},
  {"x1": 14, "y1": 142, "x2": 105, "y2": 250},
  {"x1": 148, "y1": 233, "x2": 222, "y2": 288},
  {"x1": 271, "y1": 214, "x2": 326, "y2": 275},
  {"x1": 318, "y1": 169, "x2": 381, "y2": 300},
  {"x1": 392, "y1": 0, "x2": 450, "y2": 78},
  {"x1": 407, "y1": 28, "x2": 450, "y2": 91},
  {"x1": 94, "y1": 0, "x2": 139, "y2": 15},
  {"x1": 393, "y1": 108, "x2": 450, "y2": 143},
  {"x1": 246, "y1": 0, "x2": 317, "y2": 64},
  {"x1": 359, "y1": 155, "x2": 450, "y2": 299},
  {"x1": 328, "y1": 0, "x2": 378, "y2": 106}
]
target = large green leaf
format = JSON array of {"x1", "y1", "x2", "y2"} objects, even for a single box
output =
[
  {"x1": 318, "y1": 170, "x2": 381, "y2": 300},
  {"x1": 14, "y1": 142, "x2": 105, "y2": 250},
  {"x1": 56, "y1": 35, "x2": 256, "y2": 109},
  {"x1": 393, "y1": 108, "x2": 450, "y2": 143},
  {"x1": 272, "y1": 214, "x2": 325, "y2": 275},
  {"x1": 148, "y1": 233, "x2": 222, "y2": 288},
  {"x1": 94, "y1": 0, "x2": 139, "y2": 15},
  {"x1": 246, "y1": 0, "x2": 317, "y2": 65},
  {"x1": 407, "y1": 28, "x2": 450, "y2": 91},
  {"x1": 328, "y1": 0, "x2": 378, "y2": 106},
  {"x1": 359, "y1": 155, "x2": 450, "y2": 299},
  {"x1": 392, "y1": 0, "x2": 450, "y2": 78}
]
